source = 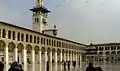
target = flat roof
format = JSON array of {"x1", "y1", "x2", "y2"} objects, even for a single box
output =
[
  {"x1": 43, "y1": 29, "x2": 57, "y2": 31},
  {"x1": 90, "y1": 42, "x2": 120, "y2": 46},
  {"x1": 0, "y1": 21, "x2": 87, "y2": 46}
]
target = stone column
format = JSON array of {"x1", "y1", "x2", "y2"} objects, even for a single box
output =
[
  {"x1": 54, "y1": 50, "x2": 57, "y2": 71},
  {"x1": 49, "y1": 51, "x2": 52, "y2": 71},
  {"x1": 44, "y1": 51, "x2": 47, "y2": 71},
  {"x1": 60, "y1": 51, "x2": 62, "y2": 71},
  {"x1": 64, "y1": 52, "x2": 66, "y2": 70},
  {"x1": 23, "y1": 49, "x2": 27, "y2": 71},
  {"x1": 32, "y1": 49, "x2": 35, "y2": 71},
  {"x1": 73, "y1": 53, "x2": 75, "y2": 61},
  {"x1": 67, "y1": 52, "x2": 69, "y2": 70},
  {"x1": 80, "y1": 53, "x2": 82, "y2": 70},
  {"x1": 39, "y1": 50, "x2": 41, "y2": 71},
  {"x1": 75, "y1": 53, "x2": 78, "y2": 71},
  {"x1": 70, "y1": 52, "x2": 73, "y2": 71},
  {"x1": 14, "y1": 47, "x2": 18, "y2": 61},
  {"x1": 4, "y1": 44, "x2": 9, "y2": 71},
  {"x1": 67, "y1": 52, "x2": 69, "y2": 61}
]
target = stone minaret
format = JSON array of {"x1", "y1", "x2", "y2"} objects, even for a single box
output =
[{"x1": 30, "y1": 0, "x2": 50, "y2": 33}]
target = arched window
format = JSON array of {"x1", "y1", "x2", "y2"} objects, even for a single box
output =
[
  {"x1": 30, "y1": 35, "x2": 32, "y2": 43},
  {"x1": 49, "y1": 39, "x2": 51, "y2": 46},
  {"x1": 8, "y1": 30, "x2": 11, "y2": 39},
  {"x1": 47, "y1": 39, "x2": 48, "y2": 45},
  {"x1": 13, "y1": 31, "x2": 15, "y2": 40},
  {"x1": 52, "y1": 40, "x2": 53, "y2": 46},
  {"x1": 57, "y1": 41, "x2": 59, "y2": 47},
  {"x1": 37, "y1": 37, "x2": 39, "y2": 44},
  {"x1": 2, "y1": 29, "x2": 6, "y2": 38},
  {"x1": 41, "y1": 37, "x2": 43, "y2": 44},
  {"x1": 62, "y1": 42, "x2": 63, "y2": 47},
  {"x1": 26, "y1": 34, "x2": 28, "y2": 42},
  {"x1": 43, "y1": 38, "x2": 45, "y2": 45},
  {"x1": 17, "y1": 32, "x2": 20, "y2": 41},
  {"x1": 59, "y1": 42, "x2": 61, "y2": 47},
  {"x1": 54, "y1": 40, "x2": 56, "y2": 46},
  {"x1": 21, "y1": 33, "x2": 24, "y2": 41},
  {"x1": 0, "y1": 29, "x2": 1, "y2": 37},
  {"x1": 34, "y1": 36, "x2": 36, "y2": 43},
  {"x1": 117, "y1": 46, "x2": 120, "y2": 49}
]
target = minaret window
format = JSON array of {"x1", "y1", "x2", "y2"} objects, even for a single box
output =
[
  {"x1": 37, "y1": 18, "x2": 39, "y2": 22},
  {"x1": 35, "y1": 18, "x2": 39, "y2": 22},
  {"x1": 42, "y1": 18, "x2": 47, "y2": 24}
]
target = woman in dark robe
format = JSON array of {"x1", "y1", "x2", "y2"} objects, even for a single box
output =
[
  {"x1": 8, "y1": 61, "x2": 21, "y2": 71},
  {"x1": 94, "y1": 66, "x2": 103, "y2": 71},
  {"x1": 0, "y1": 61, "x2": 4, "y2": 71}
]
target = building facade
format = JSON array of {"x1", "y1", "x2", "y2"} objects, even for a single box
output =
[
  {"x1": 86, "y1": 43, "x2": 120, "y2": 64},
  {"x1": 0, "y1": 0, "x2": 87, "y2": 71}
]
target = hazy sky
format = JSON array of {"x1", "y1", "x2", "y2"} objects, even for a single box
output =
[{"x1": 0, "y1": 0, "x2": 120, "y2": 44}]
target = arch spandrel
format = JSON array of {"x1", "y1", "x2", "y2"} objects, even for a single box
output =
[
  {"x1": 47, "y1": 48, "x2": 51, "y2": 54},
  {"x1": 35, "y1": 45, "x2": 39, "y2": 54},
  {"x1": 52, "y1": 48, "x2": 56, "y2": 54},
  {"x1": 111, "y1": 51, "x2": 116, "y2": 55},
  {"x1": 57, "y1": 48, "x2": 61, "y2": 55},
  {"x1": 17, "y1": 43, "x2": 24, "y2": 53},
  {"x1": 41, "y1": 47, "x2": 46, "y2": 54},
  {"x1": 105, "y1": 51, "x2": 110, "y2": 55},
  {"x1": 26, "y1": 44, "x2": 32, "y2": 53},
  {"x1": 8, "y1": 42, "x2": 16, "y2": 52},
  {"x1": 0, "y1": 40, "x2": 5, "y2": 51}
]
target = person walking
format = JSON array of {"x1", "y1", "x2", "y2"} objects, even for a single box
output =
[
  {"x1": 68, "y1": 61, "x2": 70, "y2": 70},
  {"x1": 85, "y1": 63, "x2": 95, "y2": 71},
  {"x1": 19, "y1": 64, "x2": 24, "y2": 71},
  {"x1": 0, "y1": 61, "x2": 4, "y2": 71},
  {"x1": 64, "y1": 61, "x2": 66, "y2": 70}
]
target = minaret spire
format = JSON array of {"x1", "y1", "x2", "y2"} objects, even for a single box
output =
[
  {"x1": 36, "y1": 0, "x2": 44, "y2": 7},
  {"x1": 30, "y1": 0, "x2": 50, "y2": 33}
]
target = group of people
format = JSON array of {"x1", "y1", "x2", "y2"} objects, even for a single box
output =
[
  {"x1": 86, "y1": 63, "x2": 103, "y2": 71},
  {"x1": 0, "y1": 61, "x2": 24, "y2": 71}
]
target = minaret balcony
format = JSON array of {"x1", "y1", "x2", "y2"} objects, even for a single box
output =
[{"x1": 30, "y1": 6, "x2": 50, "y2": 13}]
